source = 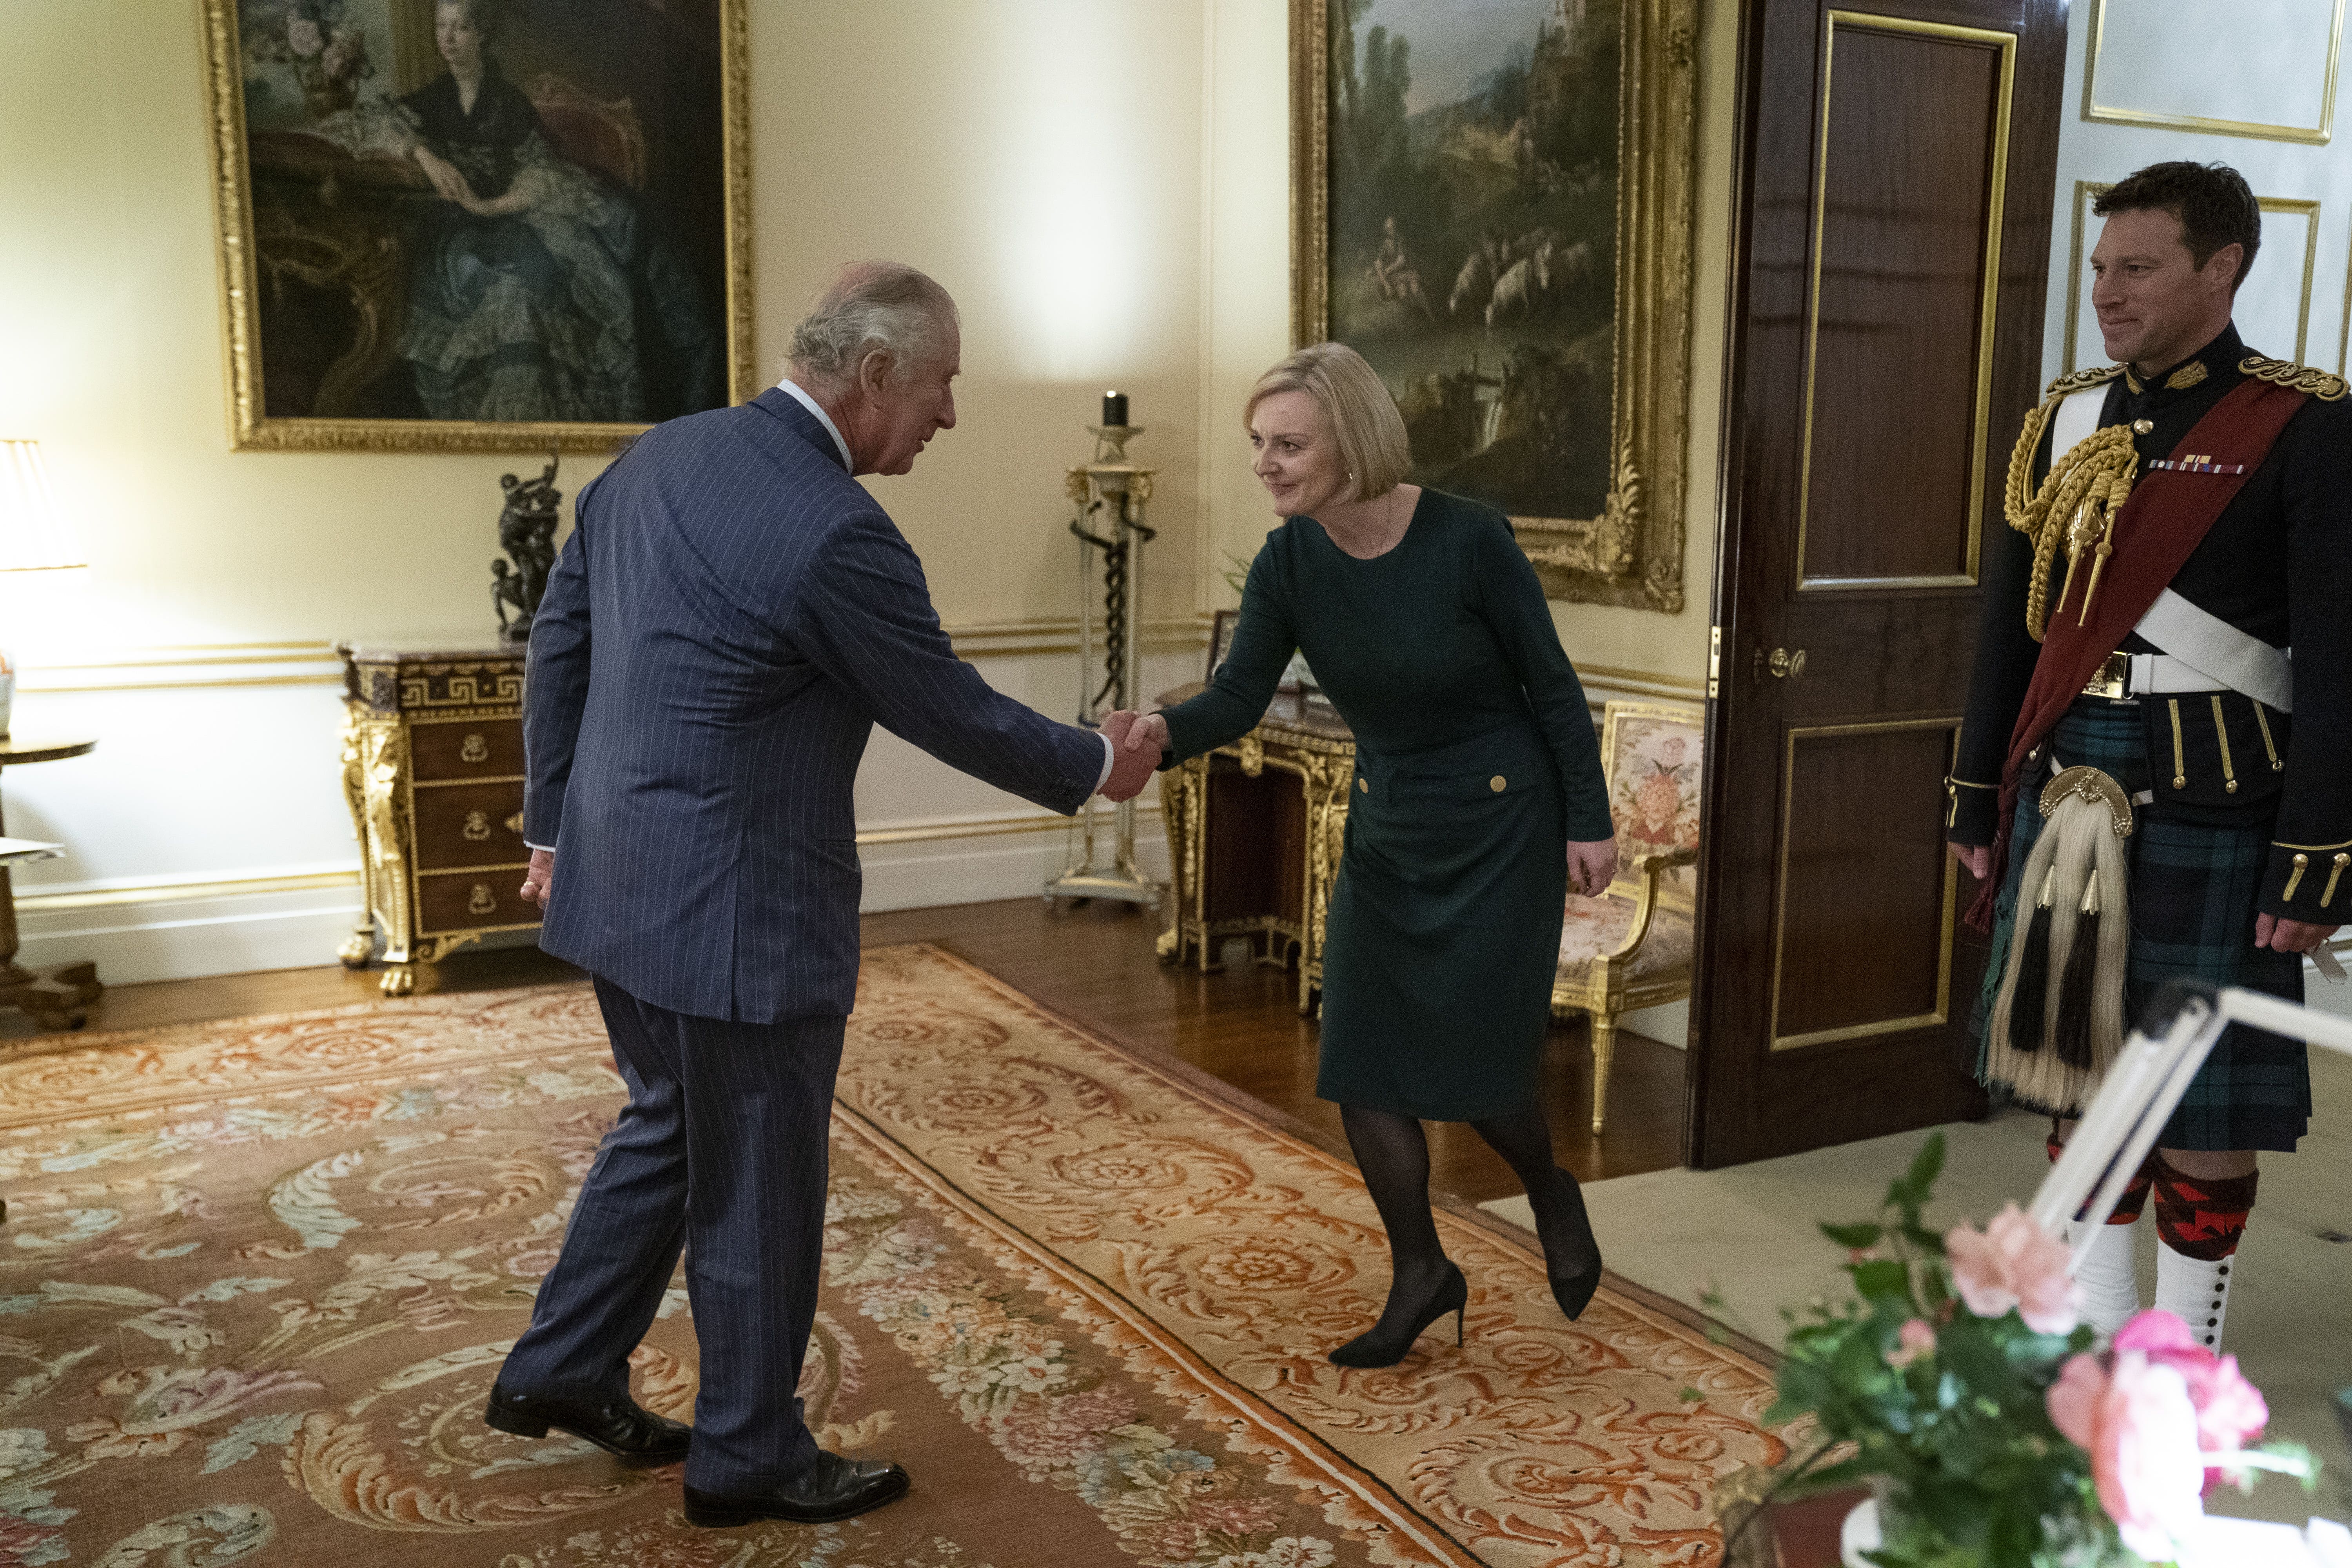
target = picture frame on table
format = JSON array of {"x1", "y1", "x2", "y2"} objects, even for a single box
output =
[
  {"x1": 198, "y1": 0, "x2": 753, "y2": 453},
  {"x1": 1207, "y1": 609, "x2": 1243, "y2": 682},
  {"x1": 1290, "y1": 0, "x2": 1699, "y2": 611}
]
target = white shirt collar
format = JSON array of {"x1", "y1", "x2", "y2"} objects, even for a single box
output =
[{"x1": 774, "y1": 377, "x2": 855, "y2": 472}]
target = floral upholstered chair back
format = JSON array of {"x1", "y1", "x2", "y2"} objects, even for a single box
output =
[{"x1": 1600, "y1": 702, "x2": 1702, "y2": 908}]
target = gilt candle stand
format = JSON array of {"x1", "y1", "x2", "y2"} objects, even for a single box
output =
[{"x1": 1045, "y1": 421, "x2": 1161, "y2": 909}]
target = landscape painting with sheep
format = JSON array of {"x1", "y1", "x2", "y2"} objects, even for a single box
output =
[{"x1": 1326, "y1": 0, "x2": 1619, "y2": 525}]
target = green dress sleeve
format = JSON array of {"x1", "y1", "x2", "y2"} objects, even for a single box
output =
[
  {"x1": 1157, "y1": 543, "x2": 1296, "y2": 767},
  {"x1": 1472, "y1": 513, "x2": 1614, "y2": 841}
]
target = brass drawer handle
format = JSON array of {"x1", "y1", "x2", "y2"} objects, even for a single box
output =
[
  {"x1": 460, "y1": 733, "x2": 490, "y2": 764},
  {"x1": 463, "y1": 811, "x2": 492, "y2": 842},
  {"x1": 467, "y1": 882, "x2": 497, "y2": 916}
]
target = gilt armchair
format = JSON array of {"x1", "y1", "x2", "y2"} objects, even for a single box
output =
[{"x1": 1551, "y1": 701, "x2": 1703, "y2": 1134}]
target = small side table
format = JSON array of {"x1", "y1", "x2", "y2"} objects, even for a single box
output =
[{"x1": 0, "y1": 737, "x2": 103, "y2": 1031}]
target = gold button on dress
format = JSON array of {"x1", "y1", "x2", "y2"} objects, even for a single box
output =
[{"x1": 1489, "y1": 775, "x2": 1507, "y2": 792}]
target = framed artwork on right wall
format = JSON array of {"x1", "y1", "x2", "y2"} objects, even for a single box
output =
[{"x1": 1290, "y1": 0, "x2": 1700, "y2": 612}]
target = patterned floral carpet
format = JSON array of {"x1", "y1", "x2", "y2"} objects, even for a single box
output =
[{"x1": 0, "y1": 944, "x2": 1790, "y2": 1568}]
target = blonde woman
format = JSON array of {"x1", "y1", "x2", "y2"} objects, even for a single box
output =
[{"x1": 1122, "y1": 343, "x2": 1618, "y2": 1365}]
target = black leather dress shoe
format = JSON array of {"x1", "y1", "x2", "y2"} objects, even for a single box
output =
[
  {"x1": 483, "y1": 1384, "x2": 691, "y2": 1466},
  {"x1": 683, "y1": 1451, "x2": 912, "y2": 1527}
]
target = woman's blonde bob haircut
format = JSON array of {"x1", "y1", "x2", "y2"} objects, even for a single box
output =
[{"x1": 1243, "y1": 342, "x2": 1412, "y2": 502}]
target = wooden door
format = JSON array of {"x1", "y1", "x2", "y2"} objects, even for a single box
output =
[{"x1": 1688, "y1": 0, "x2": 2067, "y2": 1168}]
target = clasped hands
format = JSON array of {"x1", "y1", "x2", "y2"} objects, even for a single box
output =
[{"x1": 1097, "y1": 710, "x2": 1167, "y2": 803}]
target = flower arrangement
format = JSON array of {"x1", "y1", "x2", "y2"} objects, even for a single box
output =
[
  {"x1": 1761, "y1": 1133, "x2": 2313, "y2": 1566},
  {"x1": 241, "y1": 1, "x2": 374, "y2": 120}
]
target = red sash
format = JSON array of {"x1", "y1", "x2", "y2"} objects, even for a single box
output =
[{"x1": 1965, "y1": 377, "x2": 2307, "y2": 932}]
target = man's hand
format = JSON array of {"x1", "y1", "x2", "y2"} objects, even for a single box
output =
[
  {"x1": 2255, "y1": 913, "x2": 2339, "y2": 955},
  {"x1": 1948, "y1": 841, "x2": 1992, "y2": 880},
  {"x1": 1567, "y1": 838, "x2": 1617, "y2": 898},
  {"x1": 520, "y1": 848, "x2": 554, "y2": 911},
  {"x1": 1098, "y1": 710, "x2": 1161, "y2": 802}
]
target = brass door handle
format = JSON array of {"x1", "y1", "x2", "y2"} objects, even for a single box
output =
[{"x1": 1768, "y1": 647, "x2": 1807, "y2": 679}]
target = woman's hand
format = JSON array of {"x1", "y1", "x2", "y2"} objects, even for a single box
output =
[
  {"x1": 1123, "y1": 711, "x2": 1171, "y2": 754},
  {"x1": 1566, "y1": 838, "x2": 1617, "y2": 898},
  {"x1": 413, "y1": 145, "x2": 472, "y2": 204}
]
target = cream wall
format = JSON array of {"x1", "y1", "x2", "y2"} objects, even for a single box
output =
[{"x1": 0, "y1": 0, "x2": 1725, "y2": 990}]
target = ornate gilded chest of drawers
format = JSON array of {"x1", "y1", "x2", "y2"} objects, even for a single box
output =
[{"x1": 336, "y1": 643, "x2": 538, "y2": 994}]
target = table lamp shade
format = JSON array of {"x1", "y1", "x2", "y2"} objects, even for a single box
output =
[{"x1": 0, "y1": 441, "x2": 87, "y2": 573}]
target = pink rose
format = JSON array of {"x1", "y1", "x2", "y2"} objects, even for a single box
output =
[
  {"x1": 2114, "y1": 1309, "x2": 2269, "y2": 1459},
  {"x1": 2047, "y1": 1350, "x2": 2207, "y2": 1560},
  {"x1": 287, "y1": 15, "x2": 323, "y2": 56},
  {"x1": 1945, "y1": 1203, "x2": 2080, "y2": 1334},
  {"x1": 1886, "y1": 1318, "x2": 1936, "y2": 1370}
]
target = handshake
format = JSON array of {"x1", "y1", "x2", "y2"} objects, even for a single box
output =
[{"x1": 1095, "y1": 710, "x2": 1172, "y2": 803}]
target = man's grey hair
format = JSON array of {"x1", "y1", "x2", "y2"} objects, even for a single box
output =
[{"x1": 785, "y1": 262, "x2": 958, "y2": 390}]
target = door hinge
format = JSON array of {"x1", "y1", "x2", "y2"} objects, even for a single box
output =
[{"x1": 1707, "y1": 624, "x2": 1722, "y2": 699}]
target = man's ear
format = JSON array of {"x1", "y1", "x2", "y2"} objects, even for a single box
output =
[
  {"x1": 2203, "y1": 241, "x2": 2244, "y2": 294},
  {"x1": 858, "y1": 348, "x2": 895, "y2": 402}
]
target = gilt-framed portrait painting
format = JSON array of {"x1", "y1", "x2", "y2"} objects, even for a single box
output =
[
  {"x1": 1292, "y1": 0, "x2": 1697, "y2": 610},
  {"x1": 199, "y1": 0, "x2": 751, "y2": 452}
]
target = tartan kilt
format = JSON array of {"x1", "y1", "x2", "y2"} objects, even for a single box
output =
[{"x1": 1974, "y1": 696, "x2": 2310, "y2": 1151}]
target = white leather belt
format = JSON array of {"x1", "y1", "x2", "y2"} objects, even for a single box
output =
[{"x1": 2082, "y1": 651, "x2": 2251, "y2": 700}]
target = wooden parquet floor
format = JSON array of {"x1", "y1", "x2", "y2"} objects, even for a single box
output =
[{"x1": 3, "y1": 898, "x2": 1688, "y2": 1202}]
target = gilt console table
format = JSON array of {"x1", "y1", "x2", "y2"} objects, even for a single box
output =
[
  {"x1": 336, "y1": 644, "x2": 538, "y2": 995},
  {"x1": 1154, "y1": 683, "x2": 1355, "y2": 1014}
]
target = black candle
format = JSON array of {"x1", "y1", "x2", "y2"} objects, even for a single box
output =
[{"x1": 1102, "y1": 390, "x2": 1129, "y2": 428}]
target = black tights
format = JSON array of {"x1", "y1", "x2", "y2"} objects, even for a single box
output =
[{"x1": 1339, "y1": 1102, "x2": 1598, "y2": 1331}]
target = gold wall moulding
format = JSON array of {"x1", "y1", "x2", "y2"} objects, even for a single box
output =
[
  {"x1": 198, "y1": 0, "x2": 753, "y2": 453},
  {"x1": 2083, "y1": 0, "x2": 2344, "y2": 145},
  {"x1": 18, "y1": 642, "x2": 346, "y2": 694},
  {"x1": 855, "y1": 804, "x2": 1165, "y2": 851},
  {"x1": 15, "y1": 868, "x2": 361, "y2": 916},
  {"x1": 1290, "y1": 0, "x2": 1700, "y2": 613}
]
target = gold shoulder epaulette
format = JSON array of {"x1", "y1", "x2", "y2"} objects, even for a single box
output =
[
  {"x1": 2004, "y1": 364, "x2": 2137, "y2": 642},
  {"x1": 2042, "y1": 363, "x2": 2126, "y2": 399},
  {"x1": 2238, "y1": 355, "x2": 2348, "y2": 402}
]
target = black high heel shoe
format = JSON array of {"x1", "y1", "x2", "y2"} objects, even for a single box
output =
[
  {"x1": 1534, "y1": 1167, "x2": 1604, "y2": 1321},
  {"x1": 1329, "y1": 1261, "x2": 1468, "y2": 1368}
]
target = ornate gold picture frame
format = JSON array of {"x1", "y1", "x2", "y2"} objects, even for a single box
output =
[
  {"x1": 199, "y1": 0, "x2": 753, "y2": 453},
  {"x1": 1290, "y1": 0, "x2": 1698, "y2": 610}
]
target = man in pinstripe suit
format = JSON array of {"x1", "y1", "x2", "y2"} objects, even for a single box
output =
[{"x1": 486, "y1": 262, "x2": 1162, "y2": 1527}]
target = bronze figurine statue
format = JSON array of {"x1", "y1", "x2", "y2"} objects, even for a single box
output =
[{"x1": 492, "y1": 453, "x2": 563, "y2": 643}]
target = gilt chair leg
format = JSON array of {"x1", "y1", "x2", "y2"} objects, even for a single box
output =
[{"x1": 1589, "y1": 1015, "x2": 1619, "y2": 1136}]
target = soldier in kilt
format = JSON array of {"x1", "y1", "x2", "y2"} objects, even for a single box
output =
[{"x1": 1949, "y1": 162, "x2": 2349, "y2": 1352}]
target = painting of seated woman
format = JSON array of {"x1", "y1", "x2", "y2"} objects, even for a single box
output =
[{"x1": 205, "y1": 0, "x2": 747, "y2": 450}]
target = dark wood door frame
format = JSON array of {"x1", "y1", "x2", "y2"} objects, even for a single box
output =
[{"x1": 1686, "y1": 0, "x2": 2067, "y2": 1169}]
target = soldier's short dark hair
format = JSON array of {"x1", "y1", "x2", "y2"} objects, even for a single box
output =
[{"x1": 2094, "y1": 162, "x2": 2261, "y2": 290}]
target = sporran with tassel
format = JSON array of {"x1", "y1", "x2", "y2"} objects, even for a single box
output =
[{"x1": 1984, "y1": 765, "x2": 2135, "y2": 1114}]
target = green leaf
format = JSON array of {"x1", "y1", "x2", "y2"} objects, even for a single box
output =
[
  {"x1": 1906, "y1": 1132, "x2": 1946, "y2": 1200},
  {"x1": 1822, "y1": 1222, "x2": 1884, "y2": 1249},
  {"x1": 1850, "y1": 1259, "x2": 1911, "y2": 1301}
]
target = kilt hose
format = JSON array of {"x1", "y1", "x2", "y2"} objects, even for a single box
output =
[{"x1": 1975, "y1": 697, "x2": 2310, "y2": 1151}]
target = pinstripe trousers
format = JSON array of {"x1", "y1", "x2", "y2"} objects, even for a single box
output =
[{"x1": 499, "y1": 975, "x2": 846, "y2": 1492}]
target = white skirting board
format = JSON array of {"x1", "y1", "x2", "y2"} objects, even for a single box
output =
[{"x1": 15, "y1": 878, "x2": 368, "y2": 987}]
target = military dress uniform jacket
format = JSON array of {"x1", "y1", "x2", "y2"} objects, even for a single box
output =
[{"x1": 1949, "y1": 325, "x2": 2352, "y2": 926}]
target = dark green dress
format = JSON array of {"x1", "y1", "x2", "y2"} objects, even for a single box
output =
[{"x1": 1160, "y1": 489, "x2": 1611, "y2": 1120}]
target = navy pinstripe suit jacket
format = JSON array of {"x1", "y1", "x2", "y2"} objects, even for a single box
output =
[{"x1": 524, "y1": 389, "x2": 1103, "y2": 1022}]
